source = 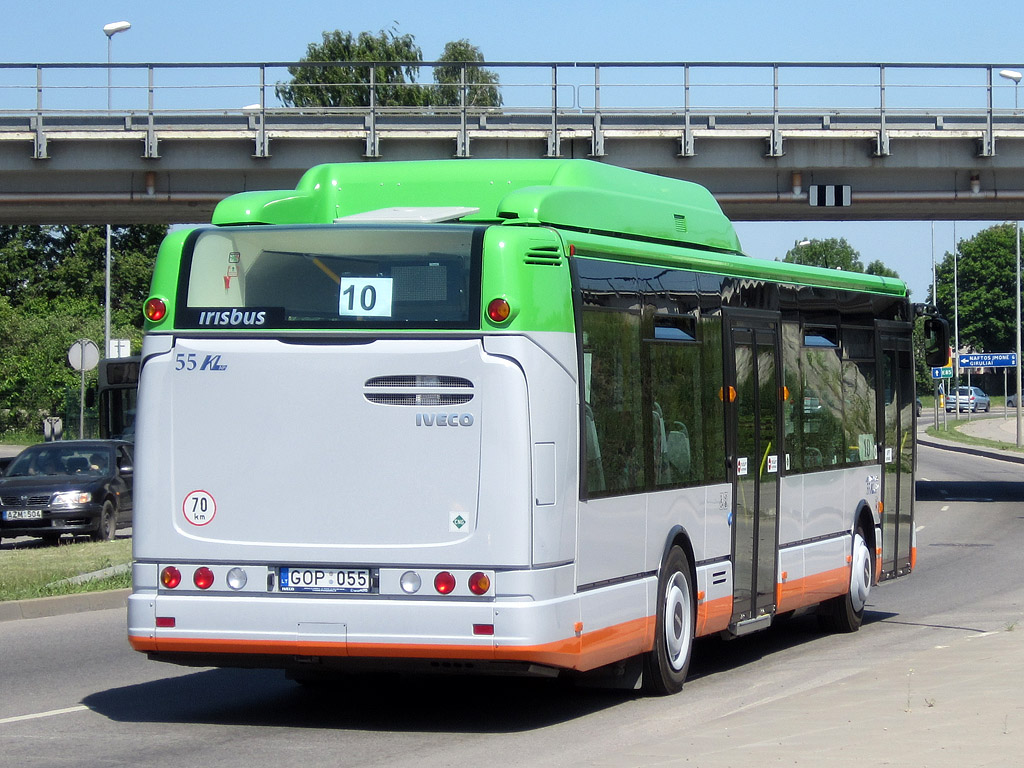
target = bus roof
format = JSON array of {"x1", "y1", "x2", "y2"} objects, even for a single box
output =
[
  {"x1": 206, "y1": 159, "x2": 906, "y2": 299},
  {"x1": 211, "y1": 159, "x2": 742, "y2": 254}
]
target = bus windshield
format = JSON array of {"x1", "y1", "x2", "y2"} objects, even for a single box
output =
[{"x1": 180, "y1": 224, "x2": 483, "y2": 330}]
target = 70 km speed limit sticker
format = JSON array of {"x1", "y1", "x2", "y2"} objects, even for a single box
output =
[{"x1": 182, "y1": 490, "x2": 217, "y2": 526}]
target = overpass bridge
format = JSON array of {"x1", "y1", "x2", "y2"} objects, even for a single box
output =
[{"x1": 5, "y1": 60, "x2": 1024, "y2": 224}]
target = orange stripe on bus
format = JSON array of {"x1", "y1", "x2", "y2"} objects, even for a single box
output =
[
  {"x1": 696, "y1": 596, "x2": 731, "y2": 636},
  {"x1": 129, "y1": 615, "x2": 657, "y2": 673},
  {"x1": 775, "y1": 566, "x2": 851, "y2": 613}
]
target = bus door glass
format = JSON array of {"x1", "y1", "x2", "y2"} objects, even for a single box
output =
[
  {"x1": 877, "y1": 325, "x2": 915, "y2": 578},
  {"x1": 726, "y1": 316, "x2": 782, "y2": 626}
]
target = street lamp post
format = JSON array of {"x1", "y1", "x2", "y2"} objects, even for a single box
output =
[
  {"x1": 1001, "y1": 70, "x2": 1024, "y2": 446},
  {"x1": 103, "y1": 21, "x2": 131, "y2": 112},
  {"x1": 103, "y1": 21, "x2": 130, "y2": 359}
]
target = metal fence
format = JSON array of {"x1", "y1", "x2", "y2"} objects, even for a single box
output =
[{"x1": 5, "y1": 61, "x2": 1024, "y2": 159}]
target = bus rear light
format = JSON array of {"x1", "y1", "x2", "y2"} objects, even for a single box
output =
[
  {"x1": 155, "y1": 617, "x2": 176, "y2": 628},
  {"x1": 226, "y1": 568, "x2": 248, "y2": 590},
  {"x1": 473, "y1": 624, "x2": 494, "y2": 636},
  {"x1": 486, "y1": 298, "x2": 511, "y2": 323},
  {"x1": 400, "y1": 571, "x2": 422, "y2": 594},
  {"x1": 160, "y1": 566, "x2": 182, "y2": 589},
  {"x1": 193, "y1": 567, "x2": 215, "y2": 590},
  {"x1": 144, "y1": 297, "x2": 167, "y2": 322},
  {"x1": 468, "y1": 571, "x2": 491, "y2": 595},
  {"x1": 434, "y1": 571, "x2": 456, "y2": 594}
]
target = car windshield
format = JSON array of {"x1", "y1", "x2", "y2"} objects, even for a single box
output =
[{"x1": 5, "y1": 446, "x2": 112, "y2": 478}]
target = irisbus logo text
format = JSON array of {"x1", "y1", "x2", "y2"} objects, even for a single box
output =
[
  {"x1": 198, "y1": 309, "x2": 267, "y2": 327},
  {"x1": 416, "y1": 413, "x2": 474, "y2": 427}
]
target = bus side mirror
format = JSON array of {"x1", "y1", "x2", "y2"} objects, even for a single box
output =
[
  {"x1": 922, "y1": 316, "x2": 950, "y2": 367},
  {"x1": 85, "y1": 386, "x2": 96, "y2": 409}
]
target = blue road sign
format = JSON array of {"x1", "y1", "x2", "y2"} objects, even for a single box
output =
[
  {"x1": 958, "y1": 352, "x2": 1018, "y2": 368},
  {"x1": 931, "y1": 366, "x2": 953, "y2": 379}
]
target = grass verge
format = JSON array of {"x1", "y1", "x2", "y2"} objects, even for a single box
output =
[
  {"x1": 926, "y1": 421, "x2": 1024, "y2": 454},
  {"x1": 0, "y1": 538, "x2": 131, "y2": 602}
]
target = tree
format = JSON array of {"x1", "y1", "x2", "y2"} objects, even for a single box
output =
[
  {"x1": 433, "y1": 39, "x2": 502, "y2": 108},
  {"x1": 275, "y1": 28, "x2": 501, "y2": 109},
  {"x1": 0, "y1": 224, "x2": 163, "y2": 434},
  {"x1": 934, "y1": 222, "x2": 1020, "y2": 355},
  {"x1": 0, "y1": 224, "x2": 165, "y2": 328},
  {"x1": 865, "y1": 259, "x2": 900, "y2": 279},
  {"x1": 782, "y1": 237, "x2": 865, "y2": 272},
  {"x1": 276, "y1": 28, "x2": 426, "y2": 108}
]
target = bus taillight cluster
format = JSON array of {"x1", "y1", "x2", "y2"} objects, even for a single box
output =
[
  {"x1": 409, "y1": 570, "x2": 491, "y2": 595},
  {"x1": 160, "y1": 565, "x2": 247, "y2": 591}
]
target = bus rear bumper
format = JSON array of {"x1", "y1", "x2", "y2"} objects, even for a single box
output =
[{"x1": 127, "y1": 577, "x2": 654, "y2": 674}]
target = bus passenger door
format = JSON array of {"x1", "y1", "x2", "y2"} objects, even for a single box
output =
[
  {"x1": 876, "y1": 324, "x2": 915, "y2": 579},
  {"x1": 725, "y1": 315, "x2": 783, "y2": 633}
]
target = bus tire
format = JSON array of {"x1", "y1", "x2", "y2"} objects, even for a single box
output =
[
  {"x1": 91, "y1": 501, "x2": 116, "y2": 542},
  {"x1": 642, "y1": 545, "x2": 694, "y2": 695},
  {"x1": 818, "y1": 525, "x2": 872, "y2": 633}
]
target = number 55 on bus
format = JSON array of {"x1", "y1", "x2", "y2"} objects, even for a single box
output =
[{"x1": 128, "y1": 159, "x2": 948, "y2": 694}]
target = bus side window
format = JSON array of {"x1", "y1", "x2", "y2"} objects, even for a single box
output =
[{"x1": 582, "y1": 309, "x2": 644, "y2": 495}]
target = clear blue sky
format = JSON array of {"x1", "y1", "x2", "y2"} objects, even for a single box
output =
[{"x1": 7, "y1": 0, "x2": 1024, "y2": 299}]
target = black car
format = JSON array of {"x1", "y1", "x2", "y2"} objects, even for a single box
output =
[{"x1": 0, "y1": 440, "x2": 133, "y2": 545}]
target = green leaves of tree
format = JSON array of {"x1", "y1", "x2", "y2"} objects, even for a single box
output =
[
  {"x1": 934, "y1": 223, "x2": 1020, "y2": 356},
  {"x1": 783, "y1": 237, "x2": 867, "y2": 272},
  {"x1": 0, "y1": 224, "x2": 164, "y2": 431},
  {"x1": 275, "y1": 28, "x2": 501, "y2": 109}
]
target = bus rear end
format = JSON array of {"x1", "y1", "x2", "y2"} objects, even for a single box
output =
[{"x1": 128, "y1": 222, "x2": 583, "y2": 676}]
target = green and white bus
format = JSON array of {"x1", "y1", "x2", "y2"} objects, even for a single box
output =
[{"x1": 128, "y1": 159, "x2": 948, "y2": 694}]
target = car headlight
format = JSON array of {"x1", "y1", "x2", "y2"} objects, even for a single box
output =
[{"x1": 51, "y1": 491, "x2": 92, "y2": 507}]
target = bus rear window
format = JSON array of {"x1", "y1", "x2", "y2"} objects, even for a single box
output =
[{"x1": 178, "y1": 225, "x2": 482, "y2": 329}]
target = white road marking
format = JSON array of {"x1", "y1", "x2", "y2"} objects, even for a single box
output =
[
  {"x1": 0, "y1": 705, "x2": 88, "y2": 725},
  {"x1": 916, "y1": 525, "x2": 926, "y2": 532},
  {"x1": 940, "y1": 505, "x2": 950, "y2": 512}
]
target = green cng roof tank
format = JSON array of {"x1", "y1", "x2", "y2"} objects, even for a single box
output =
[{"x1": 210, "y1": 159, "x2": 743, "y2": 255}]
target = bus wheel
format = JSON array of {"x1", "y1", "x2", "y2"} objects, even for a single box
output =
[
  {"x1": 91, "y1": 502, "x2": 116, "y2": 542},
  {"x1": 818, "y1": 526, "x2": 872, "y2": 633},
  {"x1": 643, "y1": 546, "x2": 694, "y2": 695}
]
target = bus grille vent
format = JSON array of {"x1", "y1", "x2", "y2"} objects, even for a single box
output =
[
  {"x1": 673, "y1": 214, "x2": 688, "y2": 233},
  {"x1": 364, "y1": 375, "x2": 474, "y2": 406},
  {"x1": 366, "y1": 375, "x2": 472, "y2": 388},
  {"x1": 524, "y1": 245, "x2": 563, "y2": 266}
]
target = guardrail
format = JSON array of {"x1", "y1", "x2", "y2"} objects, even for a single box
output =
[{"x1": 4, "y1": 61, "x2": 1024, "y2": 159}]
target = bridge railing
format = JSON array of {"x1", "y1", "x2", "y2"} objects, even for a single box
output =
[{"x1": 3, "y1": 61, "x2": 1024, "y2": 158}]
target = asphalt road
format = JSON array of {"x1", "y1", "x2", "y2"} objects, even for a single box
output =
[{"x1": 1, "y1": 442, "x2": 1022, "y2": 768}]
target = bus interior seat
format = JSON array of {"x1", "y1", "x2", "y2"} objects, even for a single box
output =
[{"x1": 666, "y1": 422, "x2": 692, "y2": 479}]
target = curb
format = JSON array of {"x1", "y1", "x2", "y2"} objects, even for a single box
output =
[
  {"x1": 0, "y1": 588, "x2": 130, "y2": 623},
  {"x1": 918, "y1": 434, "x2": 1024, "y2": 465}
]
